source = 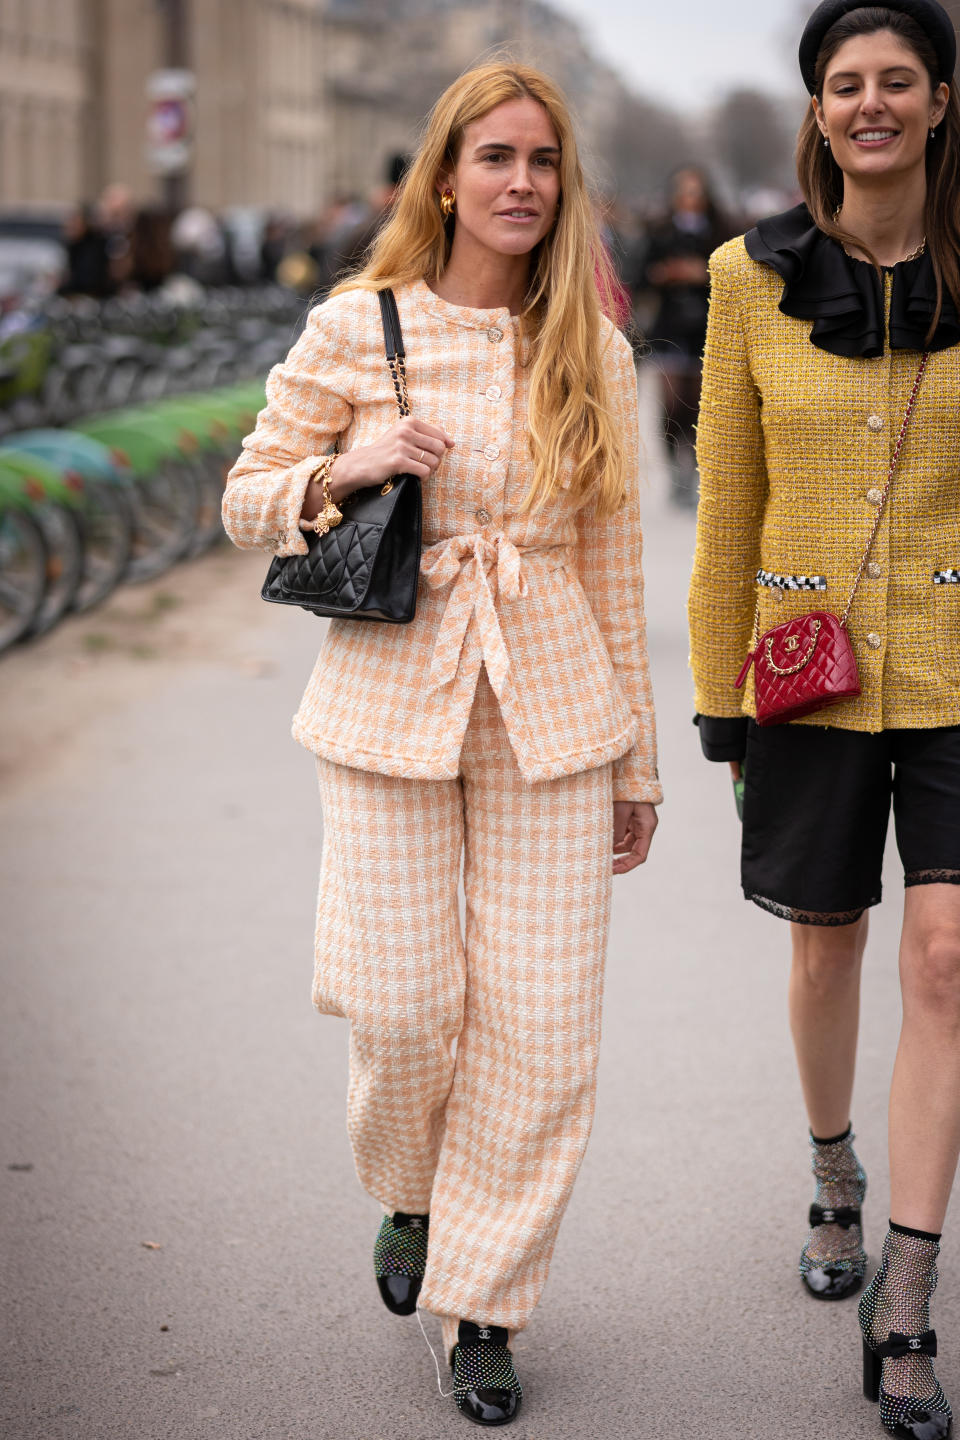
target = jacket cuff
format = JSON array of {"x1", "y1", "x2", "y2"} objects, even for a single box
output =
[
  {"x1": 612, "y1": 762, "x2": 663, "y2": 805},
  {"x1": 693, "y1": 714, "x2": 749, "y2": 763},
  {"x1": 274, "y1": 455, "x2": 326, "y2": 556}
]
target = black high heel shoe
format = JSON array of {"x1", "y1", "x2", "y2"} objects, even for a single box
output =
[
  {"x1": 859, "y1": 1223, "x2": 953, "y2": 1439},
  {"x1": 450, "y1": 1321, "x2": 522, "y2": 1427},
  {"x1": 800, "y1": 1125, "x2": 867, "y2": 1300},
  {"x1": 373, "y1": 1211, "x2": 428, "y2": 1316}
]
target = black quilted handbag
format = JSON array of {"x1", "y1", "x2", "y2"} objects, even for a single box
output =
[{"x1": 261, "y1": 288, "x2": 421, "y2": 623}]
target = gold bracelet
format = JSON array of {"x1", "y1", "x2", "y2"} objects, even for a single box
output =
[{"x1": 310, "y1": 456, "x2": 343, "y2": 536}]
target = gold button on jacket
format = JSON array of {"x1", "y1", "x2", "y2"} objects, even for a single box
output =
[{"x1": 689, "y1": 237, "x2": 960, "y2": 733}]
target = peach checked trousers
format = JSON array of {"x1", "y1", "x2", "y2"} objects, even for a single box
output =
[{"x1": 313, "y1": 672, "x2": 613, "y2": 1355}]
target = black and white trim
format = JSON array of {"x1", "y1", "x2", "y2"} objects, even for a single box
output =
[
  {"x1": 757, "y1": 568, "x2": 827, "y2": 592},
  {"x1": 933, "y1": 569, "x2": 960, "y2": 584}
]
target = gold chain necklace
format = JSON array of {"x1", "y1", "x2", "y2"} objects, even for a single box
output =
[{"x1": 832, "y1": 206, "x2": 926, "y2": 262}]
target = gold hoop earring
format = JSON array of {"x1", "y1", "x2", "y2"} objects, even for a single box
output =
[{"x1": 440, "y1": 187, "x2": 456, "y2": 218}]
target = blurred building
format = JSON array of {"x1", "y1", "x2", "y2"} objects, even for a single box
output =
[
  {"x1": 324, "y1": 0, "x2": 626, "y2": 200},
  {"x1": 0, "y1": 0, "x2": 632, "y2": 216},
  {"x1": 0, "y1": 0, "x2": 94, "y2": 210}
]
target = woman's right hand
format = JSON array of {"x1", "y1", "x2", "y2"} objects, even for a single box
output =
[{"x1": 328, "y1": 418, "x2": 454, "y2": 501}]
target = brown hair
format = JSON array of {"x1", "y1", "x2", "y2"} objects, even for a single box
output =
[
  {"x1": 795, "y1": 6, "x2": 960, "y2": 340},
  {"x1": 332, "y1": 62, "x2": 626, "y2": 517}
]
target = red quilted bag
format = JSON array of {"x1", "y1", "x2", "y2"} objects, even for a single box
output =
[
  {"x1": 737, "y1": 610, "x2": 860, "y2": 725},
  {"x1": 735, "y1": 353, "x2": 928, "y2": 727}
]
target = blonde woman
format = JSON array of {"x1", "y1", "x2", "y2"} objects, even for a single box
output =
[{"x1": 223, "y1": 63, "x2": 660, "y2": 1426}]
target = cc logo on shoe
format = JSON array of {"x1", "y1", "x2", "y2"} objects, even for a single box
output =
[
  {"x1": 479, "y1": 1329, "x2": 492, "y2": 1340},
  {"x1": 909, "y1": 1339, "x2": 922, "y2": 1351},
  {"x1": 821, "y1": 1210, "x2": 836, "y2": 1222}
]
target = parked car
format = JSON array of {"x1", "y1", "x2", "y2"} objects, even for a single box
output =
[{"x1": 0, "y1": 214, "x2": 66, "y2": 306}]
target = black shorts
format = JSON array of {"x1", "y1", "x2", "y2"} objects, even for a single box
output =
[{"x1": 741, "y1": 723, "x2": 960, "y2": 925}]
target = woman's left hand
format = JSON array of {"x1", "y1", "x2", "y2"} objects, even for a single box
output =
[{"x1": 612, "y1": 802, "x2": 658, "y2": 875}]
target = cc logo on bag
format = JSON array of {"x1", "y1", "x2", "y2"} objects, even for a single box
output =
[{"x1": 784, "y1": 635, "x2": 799, "y2": 652}]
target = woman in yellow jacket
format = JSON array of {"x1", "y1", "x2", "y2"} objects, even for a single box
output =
[
  {"x1": 224, "y1": 63, "x2": 661, "y2": 1426},
  {"x1": 689, "y1": 3, "x2": 959, "y2": 1436}
]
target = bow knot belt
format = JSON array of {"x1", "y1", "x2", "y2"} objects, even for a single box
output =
[{"x1": 419, "y1": 533, "x2": 565, "y2": 692}]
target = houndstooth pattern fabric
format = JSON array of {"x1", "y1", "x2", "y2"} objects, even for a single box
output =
[
  {"x1": 223, "y1": 280, "x2": 660, "y2": 800},
  {"x1": 934, "y1": 569, "x2": 960, "y2": 584},
  {"x1": 690, "y1": 237, "x2": 960, "y2": 733},
  {"x1": 313, "y1": 672, "x2": 613, "y2": 1354},
  {"x1": 757, "y1": 569, "x2": 827, "y2": 592}
]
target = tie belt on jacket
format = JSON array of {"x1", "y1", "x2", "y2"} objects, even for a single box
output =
[{"x1": 419, "y1": 532, "x2": 568, "y2": 693}]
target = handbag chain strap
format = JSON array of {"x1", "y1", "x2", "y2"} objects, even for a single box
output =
[
  {"x1": 339, "y1": 289, "x2": 410, "y2": 499},
  {"x1": 747, "y1": 350, "x2": 929, "y2": 648},
  {"x1": 387, "y1": 351, "x2": 411, "y2": 418},
  {"x1": 378, "y1": 287, "x2": 411, "y2": 419}
]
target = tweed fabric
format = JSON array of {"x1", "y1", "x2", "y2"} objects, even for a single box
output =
[
  {"x1": 689, "y1": 237, "x2": 960, "y2": 733},
  {"x1": 314, "y1": 672, "x2": 613, "y2": 1346},
  {"x1": 223, "y1": 280, "x2": 660, "y2": 800}
]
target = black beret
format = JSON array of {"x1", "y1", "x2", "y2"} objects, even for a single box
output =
[{"x1": 799, "y1": 0, "x2": 957, "y2": 93}]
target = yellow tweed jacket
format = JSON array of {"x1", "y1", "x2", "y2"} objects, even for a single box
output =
[
  {"x1": 224, "y1": 280, "x2": 661, "y2": 800},
  {"x1": 689, "y1": 236, "x2": 960, "y2": 732}
]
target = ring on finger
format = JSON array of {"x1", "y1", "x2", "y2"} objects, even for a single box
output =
[{"x1": 417, "y1": 449, "x2": 425, "y2": 464}]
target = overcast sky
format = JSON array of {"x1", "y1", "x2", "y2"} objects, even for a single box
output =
[{"x1": 547, "y1": 0, "x2": 809, "y2": 110}]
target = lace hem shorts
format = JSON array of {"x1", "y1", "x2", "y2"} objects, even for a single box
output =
[{"x1": 740, "y1": 722, "x2": 960, "y2": 926}]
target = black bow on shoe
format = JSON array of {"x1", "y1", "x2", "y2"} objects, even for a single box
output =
[
  {"x1": 809, "y1": 1203, "x2": 862, "y2": 1229},
  {"x1": 876, "y1": 1330, "x2": 939, "y2": 1360}
]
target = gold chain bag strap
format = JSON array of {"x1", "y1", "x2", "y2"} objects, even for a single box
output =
[{"x1": 735, "y1": 352, "x2": 929, "y2": 725}]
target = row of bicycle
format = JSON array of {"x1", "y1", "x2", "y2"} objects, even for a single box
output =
[
  {"x1": 0, "y1": 381, "x2": 265, "y2": 654},
  {"x1": 0, "y1": 284, "x2": 300, "y2": 437}
]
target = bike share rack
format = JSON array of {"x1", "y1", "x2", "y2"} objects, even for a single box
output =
[{"x1": 0, "y1": 380, "x2": 267, "y2": 654}]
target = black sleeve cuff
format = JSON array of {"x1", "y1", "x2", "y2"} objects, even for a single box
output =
[{"x1": 693, "y1": 714, "x2": 749, "y2": 762}]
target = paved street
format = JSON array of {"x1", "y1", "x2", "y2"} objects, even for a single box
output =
[{"x1": 2, "y1": 371, "x2": 957, "y2": 1440}]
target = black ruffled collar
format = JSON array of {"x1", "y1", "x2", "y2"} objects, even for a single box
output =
[{"x1": 744, "y1": 202, "x2": 960, "y2": 357}]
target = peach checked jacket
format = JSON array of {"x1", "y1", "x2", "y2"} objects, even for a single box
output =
[{"x1": 223, "y1": 280, "x2": 661, "y2": 802}]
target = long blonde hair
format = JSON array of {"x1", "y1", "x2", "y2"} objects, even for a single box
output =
[{"x1": 332, "y1": 62, "x2": 627, "y2": 516}]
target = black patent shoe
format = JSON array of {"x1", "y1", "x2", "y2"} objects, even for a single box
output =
[
  {"x1": 451, "y1": 1321, "x2": 522, "y2": 1427},
  {"x1": 862, "y1": 1333, "x2": 953, "y2": 1439},
  {"x1": 802, "y1": 1204, "x2": 866, "y2": 1301},
  {"x1": 373, "y1": 1211, "x2": 428, "y2": 1316}
]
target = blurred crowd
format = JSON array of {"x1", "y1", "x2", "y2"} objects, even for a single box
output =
[
  {"x1": 48, "y1": 157, "x2": 412, "y2": 309},
  {"x1": 610, "y1": 166, "x2": 793, "y2": 504},
  {"x1": 42, "y1": 157, "x2": 793, "y2": 323},
  {"x1": 1, "y1": 157, "x2": 796, "y2": 504},
  {"x1": 57, "y1": 183, "x2": 279, "y2": 303}
]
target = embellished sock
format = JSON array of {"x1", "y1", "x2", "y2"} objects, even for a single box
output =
[
  {"x1": 859, "y1": 1225, "x2": 952, "y2": 1427},
  {"x1": 800, "y1": 1126, "x2": 867, "y2": 1276}
]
